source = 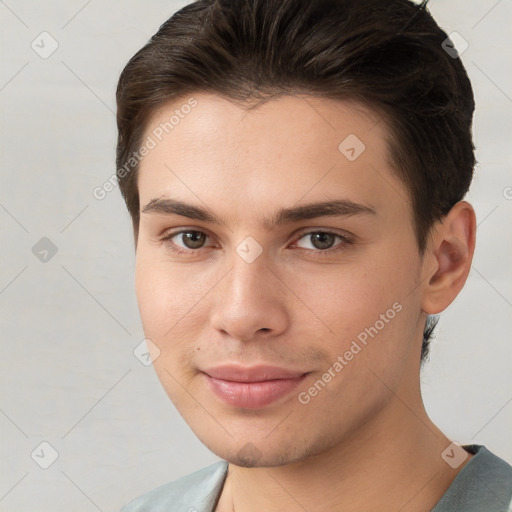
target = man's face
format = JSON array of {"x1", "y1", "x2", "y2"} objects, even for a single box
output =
[{"x1": 135, "y1": 93, "x2": 428, "y2": 467}]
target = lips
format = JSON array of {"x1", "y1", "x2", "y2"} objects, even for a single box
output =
[{"x1": 202, "y1": 365, "x2": 308, "y2": 409}]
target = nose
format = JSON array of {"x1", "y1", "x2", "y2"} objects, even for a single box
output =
[{"x1": 209, "y1": 250, "x2": 290, "y2": 342}]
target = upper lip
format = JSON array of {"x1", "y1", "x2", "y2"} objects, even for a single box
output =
[{"x1": 202, "y1": 365, "x2": 308, "y2": 382}]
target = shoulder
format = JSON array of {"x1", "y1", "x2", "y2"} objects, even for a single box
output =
[
  {"x1": 119, "y1": 460, "x2": 229, "y2": 512},
  {"x1": 433, "y1": 444, "x2": 512, "y2": 512}
]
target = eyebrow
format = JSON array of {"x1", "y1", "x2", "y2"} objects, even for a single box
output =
[{"x1": 141, "y1": 197, "x2": 377, "y2": 229}]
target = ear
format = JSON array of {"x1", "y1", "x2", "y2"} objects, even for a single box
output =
[{"x1": 421, "y1": 201, "x2": 476, "y2": 315}]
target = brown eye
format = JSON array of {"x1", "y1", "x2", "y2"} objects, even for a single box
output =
[
  {"x1": 295, "y1": 231, "x2": 345, "y2": 251},
  {"x1": 161, "y1": 229, "x2": 213, "y2": 252},
  {"x1": 179, "y1": 231, "x2": 207, "y2": 249},
  {"x1": 176, "y1": 231, "x2": 206, "y2": 249}
]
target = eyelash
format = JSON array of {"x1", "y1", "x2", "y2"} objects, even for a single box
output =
[{"x1": 159, "y1": 228, "x2": 354, "y2": 257}]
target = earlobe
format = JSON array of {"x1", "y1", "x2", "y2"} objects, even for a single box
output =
[{"x1": 422, "y1": 201, "x2": 476, "y2": 314}]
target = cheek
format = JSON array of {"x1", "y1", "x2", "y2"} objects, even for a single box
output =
[
  {"x1": 134, "y1": 251, "x2": 205, "y2": 399},
  {"x1": 134, "y1": 258, "x2": 169, "y2": 335},
  {"x1": 291, "y1": 246, "x2": 420, "y2": 371},
  {"x1": 292, "y1": 262, "x2": 405, "y2": 340},
  {"x1": 135, "y1": 248, "x2": 199, "y2": 335},
  {"x1": 134, "y1": 246, "x2": 221, "y2": 370}
]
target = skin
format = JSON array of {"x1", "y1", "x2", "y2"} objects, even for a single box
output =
[{"x1": 134, "y1": 93, "x2": 476, "y2": 511}]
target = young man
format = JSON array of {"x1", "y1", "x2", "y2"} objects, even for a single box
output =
[{"x1": 116, "y1": 0, "x2": 512, "y2": 510}]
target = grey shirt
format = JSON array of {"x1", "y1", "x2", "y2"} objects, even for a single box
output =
[{"x1": 120, "y1": 444, "x2": 512, "y2": 512}]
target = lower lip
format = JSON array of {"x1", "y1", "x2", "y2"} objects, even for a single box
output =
[{"x1": 204, "y1": 373, "x2": 307, "y2": 409}]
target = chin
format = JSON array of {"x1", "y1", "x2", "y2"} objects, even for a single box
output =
[{"x1": 199, "y1": 431, "x2": 328, "y2": 469}]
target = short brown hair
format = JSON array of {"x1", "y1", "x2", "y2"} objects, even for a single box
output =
[{"x1": 115, "y1": 0, "x2": 476, "y2": 363}]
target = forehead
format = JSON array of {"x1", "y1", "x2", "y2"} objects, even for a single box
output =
[
  {"x1": 144, "y1": 93, "x2": 387, "y2": 160},
  {"x1": 137, "y1": 93, "x2": 410, "y2": 228}
]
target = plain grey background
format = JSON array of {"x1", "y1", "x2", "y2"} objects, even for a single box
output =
[{"x1": 0, "y1": 1, "x2": 511, "y2": 511}]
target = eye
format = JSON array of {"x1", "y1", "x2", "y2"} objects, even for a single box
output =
[
  {"x1": 161, "y1": 229, "x2": 213, "y2": 252},
  {"x1": 292, "y1": 230, "x2": 351, "y2": 252},
  {"x1": 159, "y1": 228, "x2": 353, "y2": 256}
]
